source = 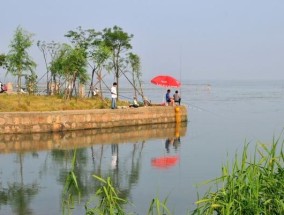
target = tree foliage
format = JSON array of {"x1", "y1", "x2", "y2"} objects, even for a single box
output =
[
  {"x1": 102, "y1": 26, "x2": 133, "y2": 98},
  {"x1": 6, "y1": 26, "x2": 36, "y2": 92},
  {"x1": 50, "y1": 44, "x2": 88, "y2": 99},
  {"x1": 65, "y1": 27, "x2": 108, "y2": 97},
  {"x1": 37, "y1": 40, "x2": 61, "y2": 95},
  {"x1": 2, "y1": 25, "x2": 141, "y2": 101},
  {"x1": 127, "y1": 52, "x2": 142, "y2": 98},
  {"x1": 0, "y1": 53, "x2": 6, "y2": 68}
]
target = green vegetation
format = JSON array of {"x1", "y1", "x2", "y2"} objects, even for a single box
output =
[
  {"x1": 50, "y1": 44, "x2": 88, "y2": 99},
  {"x1": 1, "y1": 25, "x2": 144, "y2": 101},
  {"x1": 193, "y1": 136, "x2": 284, "y2": 215},
  {"x1": 0, "y1": 94, "x2": 128, "y2": 112},
  {"x1": 62, "y1": 150, "x2": 81, "y2": 215},
  {"x1": 5, "y1": 26, "x2": 36, "y2": 92},
  {"x1": 148, "y1": 195, "x2": 172, "y2": 215},
  {"x1": 60, "y1": 136, "x2": 284, "y2": 215},
  {"x1": 0, "y1": 53, "x2": 6, "y2": 68},
  {"x1": 85, "y1": 175, "x2": 127, "y2": 215}
]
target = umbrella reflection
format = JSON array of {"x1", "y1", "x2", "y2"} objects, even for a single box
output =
[
  {"x1": 151, "y1": 122, "x2": 183, "y2": 170},
  {"x1": 151, "y1": 155, "x2": 180, "y2": 169}
]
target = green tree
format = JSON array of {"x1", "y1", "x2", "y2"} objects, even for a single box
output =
[
  {"x1": 25, "y1": 73, "x2": 38, "y2": 95},
  {"x1": 102, "y1": 26, "x2": 133, "y2": 99},
  {"x1": 6, "y1": 26, "x2": 36, "y2": 92},
  {"x1": 50, "y1": 44, "x2": 88, "y2": 99},
  {"x1": 37, "y1": 41, "x2": 61, "y2": 95},
  {"x1": 127, "y1": 53, "x2": 143, "y2": 99},
  {"x1": 65, "y1": 27, "x2": 111, "y2": 98},
  {"x1": 90, "y1": 41, "x2": 111, "y2": 98}
]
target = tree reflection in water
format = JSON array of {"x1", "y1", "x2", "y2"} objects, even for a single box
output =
[
  {"x1": 0, "y1": 122, "x2": 187, "y2": 214},
  {"x1": 0, "y1": 153, "x2": 39, "y2": 215}
]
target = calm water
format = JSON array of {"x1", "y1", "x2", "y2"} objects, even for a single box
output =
[{"x1": 0, "y1": 80, "x2": 284, "y2": 215}]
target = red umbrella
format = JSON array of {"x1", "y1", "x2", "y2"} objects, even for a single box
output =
[
  {"x1": 151, "y1": 75, "x2": 181, "y2": 88},
  {"x1": 151, "y1": 155, "x2": 180, "y2": 169}
]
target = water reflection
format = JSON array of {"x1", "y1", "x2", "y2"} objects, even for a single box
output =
[
  {"x1": 165, "y1": 137, "x2": 181, "y2": 153},
  {"x1": 0, "y1": 122, "x2": 187, "y2": 215},
  {"x1": 0, "y1": 123, "x2": 187, "y2": 153},
  {"x1": 0, "y1": 152, "x2": 39, "y2": 215}
]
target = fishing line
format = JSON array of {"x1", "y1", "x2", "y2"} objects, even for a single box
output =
[
  {"x1": 118, "y1": 94, "x2": 133, "y2": 100},
  {"x1": 182, "y1": 101, "x2": 223, "y2": 118}
]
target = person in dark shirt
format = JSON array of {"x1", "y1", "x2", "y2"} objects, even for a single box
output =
[{"x1": 165, "y1": 89, "x2": 174, "y2": 106}]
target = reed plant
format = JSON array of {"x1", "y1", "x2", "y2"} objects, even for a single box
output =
[
  {"x1": 62, "y1": 150, "x2": 81, "y2": 215},
  {"x1": 85, "y1": 175, "x2": 127, "y2": 215},
  {"x1": 61, "y1": 136, "x2": 284, "y2": 215},
  {"x1": 192, "y1": 136, "x2": 284, "y2": 215},
  {"x1": 147, "y1": 195, "x2": 172, "y2": 215},
  {"x1": 61, "y1": 151, "x2": 173, "y2": 215}
]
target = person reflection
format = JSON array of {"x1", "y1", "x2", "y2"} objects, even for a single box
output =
[
  {"x1": 111, "y1": 144, "x2": 118, "y2": 169},
  {"x1": 165, "y1": 137, "x2": 181, "y2": 153},
  {"x1": 173, "y1": 137, "x2": 181, "y2": 151}
]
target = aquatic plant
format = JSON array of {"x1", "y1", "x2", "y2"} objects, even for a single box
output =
[
  {"x1": 61, "y1": 150, "x2": 172, "y2": 215},
  {"x1": 60, "y1": 136, "x2": 284, "y2": 215},
  {"x1": 192, "y1": 136, "x2": 284, "y2": 215},
  {"x1": 147, "y1": 195, "x2": 172, "y2": 215},
  {"x1": 62, "y1": 150, "x2": 81, "y2": 215},
  {"x1": 85, "y1": 175, "x2": 127, "y2": 215}
]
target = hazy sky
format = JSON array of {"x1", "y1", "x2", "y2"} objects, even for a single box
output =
[{"x1": 1, "y1": 0, "x2": 284, "y2": 81}]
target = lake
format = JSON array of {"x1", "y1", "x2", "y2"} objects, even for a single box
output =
[{"x1": 0, "y1": 80, "x2": 284, "y2": 215}]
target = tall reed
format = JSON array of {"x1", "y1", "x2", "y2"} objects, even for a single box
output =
[
  {"x1": 62, "y1": 150, "x2": 81, "y2": 215},
  {"x1": 147, "y1": 195, "x2": 172, "y2": 215},
  {"x1": 85, "y1": 175, "x2": 127, "y2": 215},
  {"x1": 192, "y1": 136, "x2": 284, "y2": 215}
]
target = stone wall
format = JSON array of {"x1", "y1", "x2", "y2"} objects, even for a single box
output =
[{"x1": 0, "y1": 106, "x2": 187, "y2": 134}]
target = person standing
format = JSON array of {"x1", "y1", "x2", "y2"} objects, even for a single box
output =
[{"x1": 111, "y1": 82, "x2": 117, "y2": 109}]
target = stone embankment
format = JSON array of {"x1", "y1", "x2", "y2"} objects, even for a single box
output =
[{"x1": 0, "y1": 106, "x2": 187, "y2": 134}]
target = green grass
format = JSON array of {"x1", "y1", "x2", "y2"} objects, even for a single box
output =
[
  {"x1": 192, "y1": 136, "x2": 284, "y2": 215},
  {"x1": 85, "y1": 175, "x2": 127, "y2": 215},
  {"x1": 0, "y1": 94, "x2": 129, "y2": 112},
  {"x1": 147, "y1": 195, "x2": 172, "y2": 215}
]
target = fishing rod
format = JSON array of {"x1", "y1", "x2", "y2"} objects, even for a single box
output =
[{"x1": 119, "y1": 68, "x2": 144, "y2": 98}]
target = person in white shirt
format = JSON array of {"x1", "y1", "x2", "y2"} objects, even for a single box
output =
[
  {"x1": 111, "y1": 82, "x2": 117, "y2": 109},
  {"x1": 173, "y1": 90, "x2": 181, "y2": 105}
]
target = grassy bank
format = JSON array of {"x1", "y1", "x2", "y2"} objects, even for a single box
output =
[
  {"x1": 193, "y1": 136, "x2": 284, "y2": 215},
  {"x1": 0, "y1": 94, "x2": 129, "y2": 112}
]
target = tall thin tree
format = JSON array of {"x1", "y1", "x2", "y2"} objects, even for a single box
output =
[
  {"x1": 6, "y1": 26, "x2": 36, "y2": 92},
  {"x1": 128, "y1": 53, "x2": 143, "y2": 99},
  {"x1": 102, "y1": 26, "x2": 133, "y2": 99}
]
